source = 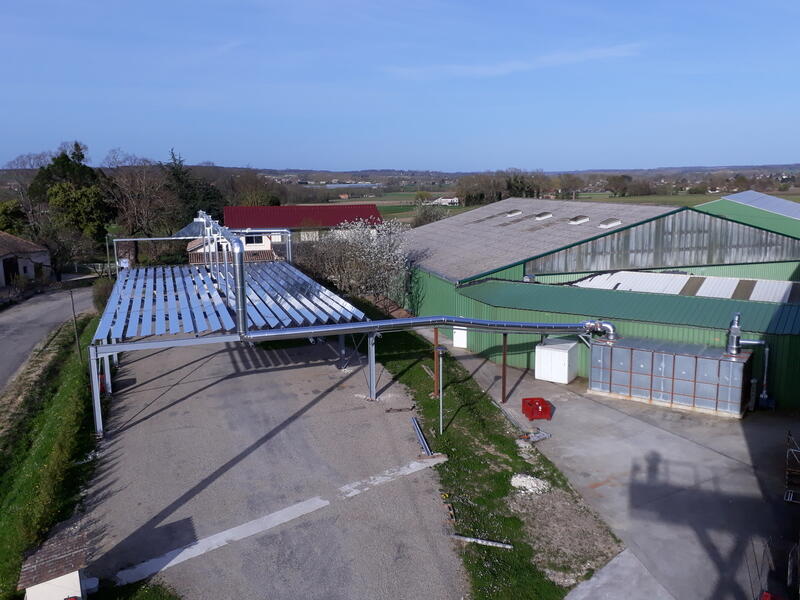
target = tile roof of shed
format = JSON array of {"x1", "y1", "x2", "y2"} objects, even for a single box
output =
[
  {"x1": 458, "y1": 279, "x2": 800, "y2": 335},
  {"x1": 405, "y1": 198, "x2": 678, "y2": 282},
  {"x1": 0, "y1": 230, "x2": 47, "y2": 256}
]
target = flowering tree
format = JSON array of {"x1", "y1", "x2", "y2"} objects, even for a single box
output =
[{"x1": 298, "y1": 218, "x2": 411, "y2": 308}]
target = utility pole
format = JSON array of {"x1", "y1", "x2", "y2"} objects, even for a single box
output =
[{"x1": 69, "y1": 289, "x2": 82, "y2": 361}]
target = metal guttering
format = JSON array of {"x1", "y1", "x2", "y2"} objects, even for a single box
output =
[
  {"x1": 456, "y1": 206, "x2": 687, "y2": 284},
  {"x1": 692, "y1": 200, "x2": 800, "y2": 239},
  {"x1": 457, "y1": 279, "x2": 800, "y2": 335}
]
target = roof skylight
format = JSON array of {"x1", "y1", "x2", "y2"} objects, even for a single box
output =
[
  {"x1": 535, "y1": 212, "x2": 552, "y2": 221},
  {"x1": 598, "y1": 218, "x2": 622, "y2": 229},
  {"x1": 568, "y1": 215, "x2": 589, "y2": 225},
  {"x1": 506, "y1": 209, "x2": 522, "y2": 217}
]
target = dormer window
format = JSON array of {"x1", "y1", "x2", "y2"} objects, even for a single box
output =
[
  {"x1": 569, "y1": 215, "x2": 589, "y2": 225},
  {"x1": 534, "y1": 212, "x2": 552, "y2": 221}
]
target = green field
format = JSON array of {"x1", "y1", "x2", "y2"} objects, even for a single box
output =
[{"x1": 576, "y1": 192, "x2": 709, "y2": 206}]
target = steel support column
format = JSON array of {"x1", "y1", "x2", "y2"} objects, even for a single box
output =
[
  {"x1": 89, "y1": 348, "x2": 104, "y2": 437},
  {"x1": 102, "y1": 349, "x2": 112, "y2": 395},
  {"x1": 433, "y1": 328, "x2": 439, "y2": 398},
  {"x1": 501, "y1": 333, "x2": 508, "y2": 403},
  {"x1": 338, "y1": 334, "x2": 346, "y2": 369},
  {"x1": 367, "y1": 332, "x2": 376, "y2": 400}
]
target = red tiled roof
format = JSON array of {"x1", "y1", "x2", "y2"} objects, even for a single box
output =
[{"x1": 224, "y1": 204, "x2": 382, "y2": 230}]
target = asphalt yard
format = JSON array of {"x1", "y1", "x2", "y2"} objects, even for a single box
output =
[{"x1": 84, "y1": 340, "x2": 466, "y2": 599}]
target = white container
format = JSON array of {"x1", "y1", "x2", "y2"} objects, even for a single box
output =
[
  {"x1": 534, "y1": 338, "x2": 579, "y2": 384},
  {"x1": 452, "y1": 325, "x2": 468, "y2": 348}
]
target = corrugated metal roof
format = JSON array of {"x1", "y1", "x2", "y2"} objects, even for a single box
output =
[
  {"x1": 694, "y1": 195, "x2": 800, "y2": 238},
  {"x1": 722, "y1": 191, "x2": 800, "y2": 220},
  {"x1": 405, "y1": 197, "x2": 677, "y2": 282},
  {"x1": 457, "y1": 279, "x2": 800, "y2": 335},
  {"x1": 573, "y1": 270, "x2": 798, "y2": 303},
  {"x1": 224, "y1": 205, "x2": 382, "y2": 229}
]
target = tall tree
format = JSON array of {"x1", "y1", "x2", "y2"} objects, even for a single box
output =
[
  {"x1": 161, "y1": 150, "x2": 226, "y2": 230},
  {"x1": 101, "y1": 149, "x2": 169, "y2": 236}
]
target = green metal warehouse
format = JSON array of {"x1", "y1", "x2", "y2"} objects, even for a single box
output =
[{"x1": 404, "y1": 195, "x2": 800, "y2": 410}]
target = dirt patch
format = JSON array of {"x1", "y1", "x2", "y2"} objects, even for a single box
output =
[{"x1": 508, "y1": 440, "x2": 623, "y2": 587}]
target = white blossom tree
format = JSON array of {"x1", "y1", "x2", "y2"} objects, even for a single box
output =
[{"x1": 298, "y1": 219, "x2": 411, "y2": 308}]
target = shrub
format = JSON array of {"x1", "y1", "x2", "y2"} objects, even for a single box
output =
[{"x1": 93, "y1": 277, "x2": 115, "y2": 313}]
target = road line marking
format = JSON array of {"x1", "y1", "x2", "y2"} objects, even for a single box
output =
[
  {"x1": 338, "y1": 455, "x2": 447, "y2": 498},
  {"x1": 115, "y1": 496, "x2": 329, "y2": 585},
  {"x1": 113, "y1": 456, "x2": 446, "y2": 585}
]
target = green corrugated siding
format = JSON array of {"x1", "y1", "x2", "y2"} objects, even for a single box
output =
[
  {"x1": 695, "y1": 199, "x2": 800, "y2": 238},
  {"x1": 410, "y1": 267, "x2": 800, "y2": 408}
]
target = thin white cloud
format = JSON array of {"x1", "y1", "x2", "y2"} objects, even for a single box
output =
[{"x1": 386, "y1": 43, "x2": 641, "y2": 79}]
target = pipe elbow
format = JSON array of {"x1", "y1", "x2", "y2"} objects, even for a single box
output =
[
  {"x1": 230, "y1": 237, "x2": 245, "y2": 255},
  {"x1": 599, "y1": 321, "x2": 617, "y2": 340}
]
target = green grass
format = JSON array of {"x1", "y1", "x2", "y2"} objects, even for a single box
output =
[
  {"x1": 377, "y1": 204, "x2": 414, "y2": 217},
  {"x1": 576, "y1": 192, "x2": 709, "y2": 206},
  {"x1": 354, "y1": 300, "x2": 568, "y2": 599},
  {"x1": 0, "y1": 316, "x2": 99, "y2": 600}
]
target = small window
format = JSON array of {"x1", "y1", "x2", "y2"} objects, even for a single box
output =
[
  {"x1": 569, "y1": 215, "x2": 589, "y2": 225},
  {"x1": 23, "y1": 265, "x2": 28, "y2": 274},
  {"x1": 506, "y1": 209, "x2": 522, "y2": 218},
  {"x1": 244, "y1": 235, "x2": 263, "y2": 245},
  {"x1": 534, "y1": 212, "x2": 552, "y2": 221},
  {"x1": 598, "y1": 218, "x2": 622, "y2": 229}
]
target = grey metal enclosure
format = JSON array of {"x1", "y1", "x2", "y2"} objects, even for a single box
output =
[{"x1": 589, "y1": 337, "x2": 752, "y2": 416}]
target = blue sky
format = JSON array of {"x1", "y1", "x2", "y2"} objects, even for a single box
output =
[{"x1": 1, "y1": 0, "x2": 798, "y2": 171}]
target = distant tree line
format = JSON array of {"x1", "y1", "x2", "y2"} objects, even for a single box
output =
[{"x1": 0, "y1": 142, "x2": 333, "y2": 279}]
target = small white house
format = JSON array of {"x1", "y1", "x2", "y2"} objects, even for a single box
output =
[
  {"x1": 0, "y1": 231, "x2": 51, "y2": 287},
  {"x1": 428, "y1": 197, "x2": 459, "y2": 206},
  {"x1": 187, "y1": 233, "x2": 276, "y2": 264}
]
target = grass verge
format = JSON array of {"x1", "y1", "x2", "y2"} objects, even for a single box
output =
[
  {"x1": 91, "y1": 582, "x2": 181, "y2": 600},
  {"x1": 0, "y1": 317, "x2": 98, "y2": 599},
  {"x1": 354, "y1": 300, "x2": 568, "y2": 600}
]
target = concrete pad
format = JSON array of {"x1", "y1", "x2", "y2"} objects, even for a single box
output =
[
  {"x1": 84, "y1": 341, "x2": 466, "y2": 598},
  {"x1": 421, "y1": 330, "x2": 799, "y2": 599},
  {"x1": 566, "y1": 549, "x2": 673, "y2": 600}
]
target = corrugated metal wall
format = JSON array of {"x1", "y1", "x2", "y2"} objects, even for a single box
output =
[
  {"x1": 411, "y1": 268, "x2": 798, "y2": 408},
  {"x1": 530, "y1": 261, "x2": 800, "y2": 285}
]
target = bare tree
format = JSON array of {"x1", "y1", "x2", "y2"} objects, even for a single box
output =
[{"x1": 101, "y1": 148, "x2": 169, "y2": 236}]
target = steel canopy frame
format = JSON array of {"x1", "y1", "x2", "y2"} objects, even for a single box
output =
[{"x1": 89, "y1": 210, "x2": 617, "y2": 437}]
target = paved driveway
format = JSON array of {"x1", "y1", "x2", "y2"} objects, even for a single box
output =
[
  {"x1": 0, "y1": 287, "x2": 93, "y2": 390},
  {"x1": 85, "y1": 341, "x2": 466, "y2": 599}
]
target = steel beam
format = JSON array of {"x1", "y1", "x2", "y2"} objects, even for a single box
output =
[
  {"x1": 338, "y1": 334, "x2": 346, "y2": 369},
  {"x1": 89, "y1": 348, "x2": 104, "y2": 437},
  {"x1": 367, "y1": 332, "x2": 376, "y2": 400}
]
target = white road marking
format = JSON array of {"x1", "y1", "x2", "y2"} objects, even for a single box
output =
[
  {"x1": 115, "y1": 497, "x2": 329, "y2": 584},
  {"x1": 113, "y1": 456, "x2": 446, "y2": 585},
  {"x1": 338, "y1": 455, "x2": 448, "y2": 498}
]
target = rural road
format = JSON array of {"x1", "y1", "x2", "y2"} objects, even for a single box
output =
[{"x1": 0, "y1": 288, "x2": 93, "y2": 390}]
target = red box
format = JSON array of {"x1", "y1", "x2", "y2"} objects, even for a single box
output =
[{"x1": 522, "y1": 397, "x2": 552, "y2": 421}]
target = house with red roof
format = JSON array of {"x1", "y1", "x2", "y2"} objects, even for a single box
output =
[{"x1": 224, "y1": 204, "x2": 382, "y2": 243}]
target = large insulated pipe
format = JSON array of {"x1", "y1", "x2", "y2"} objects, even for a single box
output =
[
  {"x1": 231, "y1": 235, "x2": 248, "y2": 336},
  {"x1": 726, "y1": 312, "x2": 742, "y2": 355},
  {"x1": 93, "y1": 315, "x2": 618, "y2": 356}
]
